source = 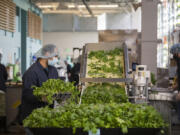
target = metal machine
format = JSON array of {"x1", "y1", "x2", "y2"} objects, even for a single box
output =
[
  {"x1": 79, "y1": 42, "x2": 172, "y2": 104},
  {"x1": 80, "y1": 42, "x2": 130, "y2": 83},
  {"x1": 78, "y1": 41, "x2": 179, "y2": 135},
  {"x1": 132, "y1": 65, "x2": 151, "y2": 103}
]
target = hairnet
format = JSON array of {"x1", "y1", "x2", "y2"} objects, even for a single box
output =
[{"x1": 35, "y1": 44, "x2": 58, "y2": 59}]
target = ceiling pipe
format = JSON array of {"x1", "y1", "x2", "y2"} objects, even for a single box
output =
[{"x1": 82, "y1": 0, "x2": 94, "y2": 17}]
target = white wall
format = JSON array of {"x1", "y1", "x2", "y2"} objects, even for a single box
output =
[
  {"x1": 97, "y1": 9, "x2": 141, "y2": 32},
  {"x1": 43, "y1": 14, "x2": 97, "y2": 32},
  {"x1": 97, "y1": 13, "x2": 107, "y2": 30},
  {"x1": 131, "y1": 8, "x2": 141, "y2": 32},
  {"x1": 106, "y1": 12, "x2": 132, "y2": 30},
  {"x1": 43, "y1": 32, "x2": 98, "y2": 59},
  {"x1": 0, "y1": 16, "x2": 21, "y2": 65}
]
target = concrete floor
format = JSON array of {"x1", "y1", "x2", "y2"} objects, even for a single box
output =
[{"x1": 172, "y1": 125, "x2": 180, "y2": 135}]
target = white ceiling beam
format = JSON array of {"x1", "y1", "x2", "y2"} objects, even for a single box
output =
[{"x1": 42, "y1": 9, "x2": 127, "y2": 15}]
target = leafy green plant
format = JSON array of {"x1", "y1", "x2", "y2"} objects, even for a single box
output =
[
  {"x1": 23, "y1": 103, "x2": 168, "y2": 134},
  {"x1": 177, "y1": 14, "x2": 180, "y2": 19},
  {"x1": 87, "y1": 48, "x2": 124, "y2": 78},
  {"x1": 151, "y1": 73, "x2": 156, "y2": 85},
  {"x1": 24, "y1": 71, "x2": 167, "y2": 135},
  {"x1": 33, "y1": 79, "x2": 79, "y2": 104},
  {"x1": 81, "y1": 83, "x2": 128, "y2": 104}
]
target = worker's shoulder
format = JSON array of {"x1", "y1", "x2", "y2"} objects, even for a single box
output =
[
  {"x1": 23, "y1": 63, "x2": 38, "y2": 76},
  {"x1": 48, "y1": 65, "x2": 58, "y2": 72},
  {"x1": 0, "y1": 63, "x2": 5, "y2": 68}
]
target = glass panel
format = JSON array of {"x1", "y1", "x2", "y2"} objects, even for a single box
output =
[{"x1": 157, "y1": 0, "x2": 177, "y2": 68}]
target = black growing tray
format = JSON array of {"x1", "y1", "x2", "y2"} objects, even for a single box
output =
[
  {"x1": 101, "y1": 128, "x2": 161, "y2": 135},
  {"x1": 29, "y1": 128, "x2": 88, "y2": 135},
  {"x1": 29, "y1": 128, "x2": 161, "y2": 135}
]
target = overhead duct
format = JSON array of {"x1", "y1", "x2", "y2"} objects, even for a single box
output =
[
  {"x1": 132, "y1": 2, "x2": 141, "y2": 11},
  {"x1": 82, "y1": 0, "x2": 94, "y2": 17}
]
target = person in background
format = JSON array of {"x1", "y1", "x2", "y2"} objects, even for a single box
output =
[
  {"x1": 20, "y1": 44, "x2": 59, "y2": 124},
  {"x1": 173, "y1": 53, "x2": 180, "y2": 120},
  {"x1": 65, "y1": 56, "x2": 74, "y2": 82},
  {"x1": 70, "y1": 56, "x2": 81, "y2": 86},
  {"x1": 0, "y1": 52, "x2": 8, "y2": 92}
]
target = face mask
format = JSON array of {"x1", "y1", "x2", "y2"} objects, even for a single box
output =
[
  {"x1": 69, "y1": 62, "x2": 74, "y2": 68},
  {"x1": 48, "y1": 58, "x2": 58, "y2": 66}
]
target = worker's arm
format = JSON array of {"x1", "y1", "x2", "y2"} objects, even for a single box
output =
[
  {"x1": 2, "y1": 65, "x2": 8, "y2": 81},
  {"x1": 22, "y1": 71, "x2": 40, "y2": 104}
]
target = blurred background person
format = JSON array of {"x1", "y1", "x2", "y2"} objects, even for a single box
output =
[{"x1": 0, "y1": 51, "x2": 8, "y2": 92}]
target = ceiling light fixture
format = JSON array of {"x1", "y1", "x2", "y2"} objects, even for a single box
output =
[
  {"x1": 89, "y1": 5, "x2": 119, "y2": 8},
  {"x1": 67, "y1": 4, "x2": 76, "y2": 8},
  {"x1": 67, "y1": 4, "x2": 119, "y2": 9},
  {"x1": 37, "y1": 3, "x2": 59, "y2": 9}
]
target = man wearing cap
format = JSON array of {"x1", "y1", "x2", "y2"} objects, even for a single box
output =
[{"x1": 20, "y1": 44, "x2": 59, "y2": 122}]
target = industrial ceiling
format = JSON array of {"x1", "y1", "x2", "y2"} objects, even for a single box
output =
[{"x1": 31, "y1": 0, "x2": 141, "y2": 16}]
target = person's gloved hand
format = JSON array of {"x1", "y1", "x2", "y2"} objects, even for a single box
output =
[{"x1": 42, "y1": 96, "x2": 48, "y2": 103}]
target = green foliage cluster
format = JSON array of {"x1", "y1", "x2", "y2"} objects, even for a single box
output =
[
  {"x1": 151, "y1": 73, "x2": 157, "y2": 85},
  {"x1": 23, "y1": 103, "x2": 167, "y2": 134},
  {"x1": 24, "y1": 73, "x2": 167, "y2": 134},
  {"x1": 88, "y1": 48, "x2": 124, "y2": 78},
  {"x1": 33, "y1": 79, "x2": 79, "y2": 104},
  {"x1": 81, "y1": 83, "x2": 128, "y2": 104}
]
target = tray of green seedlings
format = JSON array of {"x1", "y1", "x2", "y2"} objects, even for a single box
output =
[
  {"x1": 23, "y1": 103, "x2": 167, "y2": 135},
  {"x1": 80, "y1": 42, "x2": 130, "y2": 83},
  {"x1": 87, "y1": 48, "x2": 124, "y2": 78},
  {"x1": 33, "y1": 79, "x2": 80, "y2": 105},
  {"x1": 24, "y1": 79, "x2": 167, "y2": 135},
  {"x1": 81, "y1": 83, "x2": 128, "y2": 104}
]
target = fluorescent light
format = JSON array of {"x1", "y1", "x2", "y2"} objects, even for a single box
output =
[
  {"x1": 68, "y1": 4, "x2": 119, "y2": 9},
  {"x1": 78, "y1": 5, "x2": 85, "y2": 8},
  {"x1": 67, "y1": 5, "x2": 76, "y2": 8},
  {"x1": 90, "y1": 5, "x2": 119, "y2": 8},
  {"x1": 38, "y1": 4, "x2": 59, "y2": 8}
]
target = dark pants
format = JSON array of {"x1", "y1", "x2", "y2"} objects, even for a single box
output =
[
  {"x1": 177, "y1": 101, "x2": 180, "y2": 120},
  {"x1": 25, "y1": 128, "x2": 34, "y2": 135}
]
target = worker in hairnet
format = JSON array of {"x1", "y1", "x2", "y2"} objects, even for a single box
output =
[
  {"x1": 64, "y1": 56, "x2": 74, "y2": 82},
  {"x1": 0, "y1": 52, "x2": 8, "y2": 92},
  {"x1": 20, "y1": 44, "x2": 59, "y2": 123}
]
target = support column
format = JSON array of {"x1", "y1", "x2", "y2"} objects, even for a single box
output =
[
  {"x1": 21, "y1": 9, "x2": 27, "y2": 74},
  {"x1": 141, "y1": 0, "x2": 159, "y2": 75}
]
